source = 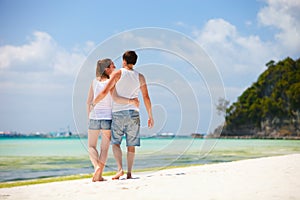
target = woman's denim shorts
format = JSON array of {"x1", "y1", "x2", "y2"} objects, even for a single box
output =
[{"x1": 88, "y1": 119, "x2": 112, "y2": 130}]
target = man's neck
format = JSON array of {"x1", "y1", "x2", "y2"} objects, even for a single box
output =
[{"x1": 124, "y1": 64, "x2": 134, "y2": 70}]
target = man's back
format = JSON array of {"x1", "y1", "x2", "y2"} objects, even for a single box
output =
[{"x1": 113, "y1": 68, "x2": 140, "y2": 112}]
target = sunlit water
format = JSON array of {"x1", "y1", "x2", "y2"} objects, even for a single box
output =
[{"x1": 1, "y1": 137, "x2": 299, "y2": 182}]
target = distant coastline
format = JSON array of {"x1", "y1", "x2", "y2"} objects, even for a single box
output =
[
  {"x1": 1, "y1": 133, "x2": 300, "y2": 140},
  {"x1": 0, "y1": 131, "x2": 85, "y2": 139},
  {"x1": 213, "y1": 135, "x2": 300, "y2": 140}
]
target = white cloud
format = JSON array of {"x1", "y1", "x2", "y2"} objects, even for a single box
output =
[
  {"x1": 191, "y1": 0, "x2": 300, "y2": 113},
  {"x1": 0, "y1": 31, "x2": 90, "y2": 96},
  {"x1": 83, "y1": 41, "x2": 96, "y2": 54},
  {"x1": 193, "y1": 0, "x2": 300, "y2": 91},
  {"x1": 72, "y1": 40, "x2": 96, "y2": 55},
  {"x1": 194, "y1": 18, "x2": 274, "y2": 82},
  {"x1": 53, "y1": 50, "x2": 86, "y2": 76},
  {"x1": 0, "y1": 32, "x2": 56, "y2": 71},
  {"x1": 258, "y1": 0, "x2": 300, "y2": 54},
  {"x1": 0, "y1": 31, "x2": 87, "y2": 76},
  {"x1": 196, "y1": 19, "x2": 237, "y2": 44}
]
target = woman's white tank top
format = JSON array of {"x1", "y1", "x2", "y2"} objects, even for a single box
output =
[{"x1": 89, "y1": 79, "x2": 112, "y2": 120}]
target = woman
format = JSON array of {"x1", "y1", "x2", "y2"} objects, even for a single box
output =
[{"x1": 86, "y1": 58, "x2": 138, "y2": 182}]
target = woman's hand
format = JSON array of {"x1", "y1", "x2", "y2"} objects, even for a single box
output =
[
  {"x1": 89, "y1": 103, "x2": 95, "y2": 113},
  {"x1": 130, "y1": 98, "x2": 140, "y2": 108}
]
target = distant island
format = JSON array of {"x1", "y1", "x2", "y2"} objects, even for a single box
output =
[{"x1": 211, "y1": 57, "x2": 300, "y2": 139}]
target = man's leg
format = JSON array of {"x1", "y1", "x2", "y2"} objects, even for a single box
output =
[
  {"x1": 126, "y1": 110, "x2": 140, "y2": 179},
  {"x1": 112, "y1": 144, "x2": 124, "y2": 179},
  {"x1": 127, "y1": 146, "x2": 135, "y2": 179},
  {"x1": 111, "y1": 111, "x2": 126, "y2": 180}
]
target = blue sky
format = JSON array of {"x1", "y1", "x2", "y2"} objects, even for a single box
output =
[{"x1": 0, "y1": 0, "x2": 299, "y2": 134}]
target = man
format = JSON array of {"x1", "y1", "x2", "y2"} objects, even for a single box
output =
[{"x1": 92, "y1": 50, "x2": 154, "y2": 179}]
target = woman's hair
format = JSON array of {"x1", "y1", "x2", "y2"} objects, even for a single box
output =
[{"x1": 96, "y1": 58, "x2": 111, "y2": 79}]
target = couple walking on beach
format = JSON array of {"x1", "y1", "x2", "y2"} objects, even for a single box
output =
[{"x1": 87, "y1": 50, "x2": 154, "y2": 182}]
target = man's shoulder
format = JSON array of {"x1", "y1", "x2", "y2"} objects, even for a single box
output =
[
  {"x1": 137, "y1": 71, "x2": 143, "y2": 77},
  {"x1": 136, "y1": 70, "x2": 144, "y2": 77},
  {"x1": 138, "y1": 72, "x2": 146, "y2": 84}
]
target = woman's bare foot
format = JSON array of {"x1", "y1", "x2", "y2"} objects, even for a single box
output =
[
  {"x1": 112, "y1": 170, "x2": 124, "y2": 180},
  {"x1": 92, "y1": 167, "x2": 101, "y2": 182},
  {"x1": 127, "y1": 172, "x2": 132, "y2": 179}
]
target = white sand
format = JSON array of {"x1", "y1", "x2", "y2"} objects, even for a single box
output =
[{"x1": 1, "y1": 154, "x2": 300, "y2": 200}]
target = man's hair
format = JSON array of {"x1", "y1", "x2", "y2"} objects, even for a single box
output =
[{"x1": 122, "y1": 50, "x2": 138, "y2": 65}]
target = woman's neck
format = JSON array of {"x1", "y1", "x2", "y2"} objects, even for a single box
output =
[{"x1": 97, "y1": 76, "x2": 108, "y2": 82}]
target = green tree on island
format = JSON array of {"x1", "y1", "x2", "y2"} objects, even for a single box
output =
[{"x1": 219, "y1": 57, "x2": 300, "y2": 138}]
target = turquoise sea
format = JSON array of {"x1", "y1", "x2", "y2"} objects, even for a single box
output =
[{"x1": 1, "y1": 137, "x2": 300, "y2": 182}]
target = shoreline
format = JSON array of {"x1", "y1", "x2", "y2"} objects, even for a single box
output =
[
  {"x1": 0, "y1": 153, "x2": 291, "y2": 188},
  {"x1": 0, "y1": 165, "x2": 196, "y2": 188},
  {"x1": 1, "y1": 153, "x2": 300, "y2": 200}
]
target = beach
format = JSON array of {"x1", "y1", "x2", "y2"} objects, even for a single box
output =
[{"x1": 1, "y1": 153, "x2": 299, "y2": 200}]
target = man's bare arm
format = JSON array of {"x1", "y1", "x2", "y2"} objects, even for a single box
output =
[
  {"x1": 93, "y1": 70, "x2": 139, "y2": 107},
  {"x1": 139, "y1": 73, "x2": 154, "y2": 128},
  {"x1": 93, "y1": 70, "x2": 121, "y2": 105}
]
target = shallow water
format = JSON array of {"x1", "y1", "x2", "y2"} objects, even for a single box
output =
[{"x1": 1, "y1": 137, "x2": 300, "y2": 182}]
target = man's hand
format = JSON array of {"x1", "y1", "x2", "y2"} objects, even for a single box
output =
[{"x1": 148, "y1": 117, "x2": 154, "y2": 129}]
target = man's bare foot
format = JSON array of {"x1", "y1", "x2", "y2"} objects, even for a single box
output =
[
  {"x1": 92, "y1": 167, "x2": 101, "y2": 182},
  {"x1": 98, "y1": 177, "x2": 107, "y2": 181},
  {"x1": 127, "y1": 172, "x2": 132, "y2": 179},
  {"x1": 112, "y1": 170, "x2": 124, "y2": 180}
]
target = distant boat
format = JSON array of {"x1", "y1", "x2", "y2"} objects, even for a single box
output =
[
  {"x1": 50, "y1": 126, "x2": 72, "y2": 138},
  {"x1": 191, "y1": 133, "x2": 204, "y2": 138},
  {"x1": 156, "y1": 132, "x2": 175, "y2": 138}
]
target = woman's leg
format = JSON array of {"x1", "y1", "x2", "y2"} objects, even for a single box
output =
[
  {"x1": 97, "y1": 129, "x2": 111, "y2": 180},
  {"x1": 88, "y1": 129, "x2": 101, "y2": 181}
]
